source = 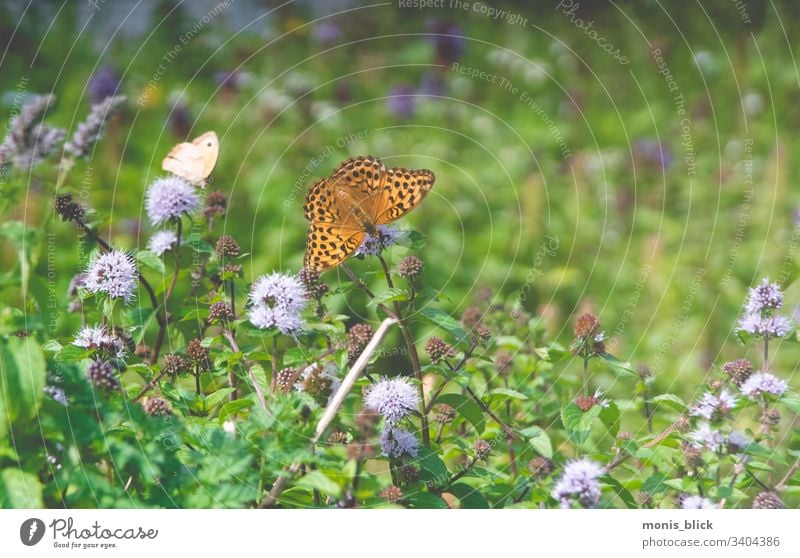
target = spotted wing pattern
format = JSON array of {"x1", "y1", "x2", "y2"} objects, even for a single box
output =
[
  {"x1": 373, "y1": 167, "x2": 435, "y2": 224},
  {"x1": 303, "y1": 156, "x2": 435, "y2": 271}
]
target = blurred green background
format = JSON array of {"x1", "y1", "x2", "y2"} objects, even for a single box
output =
[{"x1": 1, "y1": 0, "x2": 800, "y2": 401}]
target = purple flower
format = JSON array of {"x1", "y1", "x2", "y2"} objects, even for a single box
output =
[
  {"x1": 312, "y1": 21, "x2": 341, "y2": 45},
  {"x1": 248, "y1": 272, "x2": 307, "y2": 335},
  {"x1": 214, "y1": 70, "x2": 243, "y2": 92},
  {"x1": 419, "y1": 72, "x2": 446, "y2": 98},
  {"x1": 740, "y1": 372, "x2": 788, "y2": 399},
  {"x1": 83, "y1": 250, "x2": 137, "y2": 303},
  {"x1": 355, "y1": 225, "x2": 406, "y2": 257},
  {"x1": 88, "y1": 66, "x2": 121, "y2": 104},
  {"x1": 688, "y1": 424, "x2": 725, "y2": 452},
  {"x1": 738, "y1": 313, "x2": 792, "y2": 338},
  {"x1": 387, "y1": 85, "x2": 417, "y2": 119},
  {"x1": 148, "y1": 230, "x2": 178, "y2": 256},
  {"x1": 690, "y1": 390, "x2": 736, "y2": 421},
  {"x1": 427, "y1": 19, "x2": 465, "y2": 64},
  {"x1": 634, "y1": 138, "x2": 673, "y2": 170},
  {"x1": 72, "y1": 324, "x2": 127, "y2": 358},
  {"x1": 379, "y1": 427, "x2": 419, "y2": 458},
  {"x1": 365, "y1": 377, "x2": 420, "y2": 425},
  {"x1": 64, "y1": 95, "x2": 126, "y2": 159},
  {"x1": 145, "y1": 176, "x2": 200, "y2": 226},
  {"x1": 682, "y1": 495, "x2": 719, "y2": 509},
  {"x1": 745, "y1": 278, "x2": 783, "y2": 313},
  {"x1": 551, "y1": 458, "x2": 604, "y2": 508},
  {"x1": 727, "y1": 431, "x2": 750, "y2": 453},
  {"x1": 44, "y1": 385, "x2": 67, "y2": 406}
]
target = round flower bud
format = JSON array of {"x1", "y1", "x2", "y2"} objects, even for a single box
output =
[
  {"x1": 425, "y1": 336, "x2": 456, "y2": 363},
  {"x1": 347, "y1": 323, "x2": 374, "y2": 361},
  {"x1": 574, "y1": 313, "x2": 601, "y2": 338},
  {"x1": 143, "y1": 396, "x2": 173, "y2": 417},
  {"x1": 433, "y1": 404, "x2": 456, "y2": 424},
  {"x1": 379, "y1": 485, "x2": 404, "y2": 503},
  {"x1": 461, "y1": 307, "x2": 483, "y2": 329},
  {"x1": 186, "y1": 338, "x2": 210, "y2": 368},
  {"x1": 87, "y1": 360, "x2": 119, "y2": 391},
  {"x1": 752, "y1": 491, "x2": 783, "y2": 509},
  {"x1": 722, "y1": 358, "x2": 753, "y2": 387},
  {"x1": 474, "y1": 439, "x2": 492, "y2": 460},
  {"x1": 760, "y1": 408, "x2": 781, "y2": 427},
  {"x1": 328, "y1": 430, "x2": 348, "y2": 445},
  {"x1": 162, "y1": 354, "x2": 189, "y2": 376},
  {"x1": 55, "y1": 193, "x2": 85, "y2": 222},
  {"x1": 276, "y1": 367, "x2": 298, "y2": 392},
  {"x1": 399, "y1": 256, "x2": 423, "y2": 280},
  {"x1": 209, "y1": 301, "x2": 234, "y2": 323},
  {"x1": 215, "y1": 235, "x2": 240, "y2": 258}
]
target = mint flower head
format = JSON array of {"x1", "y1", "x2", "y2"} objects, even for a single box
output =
[
  {"x1": 551, "y1": 458, "x2": 604, "y2": 509},
  {"x1": 737, "y1": 278, "x2": 792, "y2": 339},
  {"x1": 147, "y1": 230, "x2": 178, "y2": 256},
  {"x1": 83, "y1": 250, "x2": 137, "y2": 304},
  {"x1": 355, "y1": 225, "x2": 406, "y2": 257},
  {"x1": 247, "y1": 272, "x2": 307, "y2": 335},
  {"x1": 379, "y1": 427, "x2": 419, "y2": 458},
  {"x1": 365, "y1": 376, "x2": 420, "y2": 426},
  {"x1": 145, "y1": 176, "x2": 199, "y2": 226},
  {"x1": 740, "y1": 372, "x2": 788, "y2": 399}
]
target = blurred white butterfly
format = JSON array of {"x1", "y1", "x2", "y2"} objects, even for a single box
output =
[{"x1": 161, "y1": 131, "x2": 219, "y2": 186}]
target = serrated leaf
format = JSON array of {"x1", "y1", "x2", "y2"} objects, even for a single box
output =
[
  {"x1": 135, "y1": 249, "x2": 166, "y2": 274},
  {"x1": 599, "y1": 401, "x2": 621, "y2": 437},
  {"x1": 561, "y1": 402, "x2": 586, "y2": 433},
  {"x1": 434, "y1": 393, "x2": 485, "y2": 434},
  {"x1": 780, "y1": 391, "x2": 800, "y2": 414},
  {"x1": 366, "y1": 287, "x2": 407, "y2": 308}
]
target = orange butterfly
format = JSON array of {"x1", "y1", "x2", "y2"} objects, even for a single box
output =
[{"x1": 303, "y1": 156, "x2": 435, "y2": 271}]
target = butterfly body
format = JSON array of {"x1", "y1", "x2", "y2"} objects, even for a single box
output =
[
  {"x1": 162, "y1": 131, "x2": 219, "y2": 185},
  {"x1": 303, "y1": 156, "x2": 435, "y2": 271}
]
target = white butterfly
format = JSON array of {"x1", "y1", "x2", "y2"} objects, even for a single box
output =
[{"x1": 161, "y1": 131, "x2": 219, "y2": 186}]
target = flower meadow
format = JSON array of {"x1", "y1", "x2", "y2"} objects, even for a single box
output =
[{"x1": 0, "y1": 2, "x2": 799, "y2": 511}]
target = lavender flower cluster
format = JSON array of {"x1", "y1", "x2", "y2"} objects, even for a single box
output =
[
  {"x1": 247, "y1": 272, "x2": 307, "y2": 335},
  {"x1": 737, "y1": 279, "x2": 792, "y2": 339}
]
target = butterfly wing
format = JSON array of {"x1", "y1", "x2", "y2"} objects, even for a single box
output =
[
  {"x1": 373, "y1": 166, "x2": 435, "y2": 224},
  {"x1": 304, "y1": 221, "x2": 365, "y2": 271},
  {"x1": 192, "y1": 131, "x2": 219, "y2": 180},
  {"x1": 162, "y1": 131, "x2": 218, "y2": 184}
]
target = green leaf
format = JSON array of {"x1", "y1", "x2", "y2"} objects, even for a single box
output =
[
  {"x1": 417, "y1": 447, "x2": 449, "y2": 488},
  {"x1": 450, "y1": 483, "x2": 489, "y2": 508},
  {"x1": 600, "y1": 353, "x2": 637, "y2": 379},
  {"x1": 577, "y1": 404, "x2": 602, "y2": 431},
  {"x1": 0, "y1": 468, "x2": 43, "y2": 507},
  {"x1": 780, "y1": 391, "x2": 800, "y2": 414},
  {"x1": 434, "y1": 393, "x2": 485, "y2": 434},
  {"x1": 419, "y1": 307, "x2": 468, "y2": 344},
  {"x1": 406, "y1": 491, "x2": 448, "y2": 509},
  {"x1": 205, "y1": 388, "x2": 235, "y2": 410},
  {"x1": 601, "y1": 474, "x2": 637, "y2": 509},
  {"x1": 218, "y1": 399, "x2": 254, "y2": 424},
  {"x1": 744, "y1": 442, "x2": 787, "y2": 465},
  {"x1": 295, "y1": 471, "x2": 341, "y2": 498},
  {"x1": 561, "y1": 402, "x2": 586, "y2": 433},
  {"x1": 641, "y1": 473, "x2": 668, "y2": 494},
  {"x1": 488, "y1": 388, "x2": 528, "y2": 401},
  {"x1": 0, "y1": 336, "x2": 46, "y2": 426},
  {"x1": 649, "y1": 393, "x2": 687, "y2": 412},
  {"x1": 367, "y1": 288, "x2": 408, "y2": 308},
  {"x1": 135, "y1": 249, "x2": 166, "y2": 275},
  {"x1": 521, "y1": 425, "x2": 553, "y2": 458},
  {"x1": 599, "y1": 401, "x2": 621, "y2": 437},
  {"x1": 185, "y1": 233, "x2": 214, "y2": 255}
]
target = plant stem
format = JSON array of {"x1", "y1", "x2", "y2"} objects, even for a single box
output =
[
  {"x1": 605, "y1": 417, "x2": 684, "y2": 472},
  {"x1": 223, "y1": 329, "x2": 266, "y2": 409},
  {"x1": 270, "y1": 335, "x2": 278, "y2": 392},
  {"x1": 465, "y1": 385, "x2": 522, "y2": 441},
  {"x1": 776, "y1": 457, "x2": 800, "y2": 491},
  {"x1": 164, "y1": 219, "x2": 182, "y2": 301},
  {"x1": 131, "y1": 371, "x2": 166, "y2": 402}
]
